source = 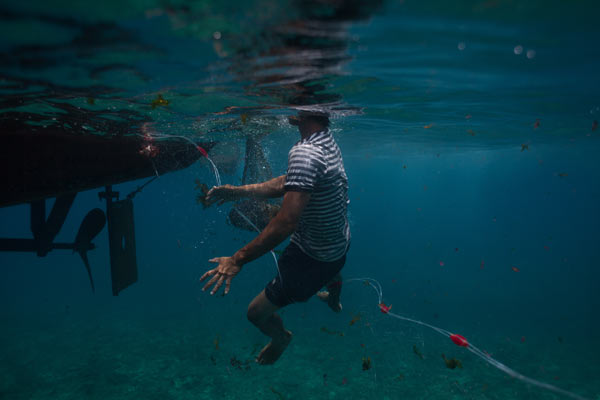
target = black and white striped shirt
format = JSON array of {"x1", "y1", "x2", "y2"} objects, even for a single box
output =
[{"x1": 284, "y1": 130, "x2": 350, "y2": 261}]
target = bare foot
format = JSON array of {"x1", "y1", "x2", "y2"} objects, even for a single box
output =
[
  {"x1": 317, "y1": 291, "x2": 342, "y2": 313},
  {"x1": 256, "y1": 330, "x2": 292, "y2": 365}
]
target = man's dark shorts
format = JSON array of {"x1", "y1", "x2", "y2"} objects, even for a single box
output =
[{"x1": 265, "y1": 242, "x2": 347, "y2": 307}]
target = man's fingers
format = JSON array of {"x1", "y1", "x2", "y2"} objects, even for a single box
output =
[
  {"x1": 199, "y1": 269, "x2": 215, "y2": 282},
  {"x1": 224, "y1": 277, "x2": 232, "y2": 295},
  {"x1": 210, "y1": 275, "x2": 225, "y2": 295},
  {"x1": 203, "y1": 273, "x2": 220, "y2": 292},
  {"x1": 208, "y1": 257, "x2": 220, "y2": 263}
]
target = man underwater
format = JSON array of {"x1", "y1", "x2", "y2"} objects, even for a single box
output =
[{"x1": 200, "y1": 110, "x2": 350, "y2": 364}]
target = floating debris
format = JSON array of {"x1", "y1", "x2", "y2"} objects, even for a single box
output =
[
  {"x1": 442, "y1": 354, "x2": 463, "y2": 369},
  {"x1": 362, "y1": 356, "x2": 372, "y2": 371},
  {"x1": 413, "y1": 344, "x2": 424, "y2": 360},
  {"x1": 230, "y1": 356, "x2": 251, "y2": 371},
  {"x1": 151, "y1": 93, "x2": 169, "y2": 109},
  {"x1": 320, "y1": 326, "x2": 344, "y2": 337},
  {"x1": 270, "y1": 386, "x2": 285, "y2": 400},
  {"x1": 349, "y1": 313, "x2": 362, "y2": 326}
]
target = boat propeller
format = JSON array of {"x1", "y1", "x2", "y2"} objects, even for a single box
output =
[{"x1": 73, "y1": 208, "x2": 106, "y2": 293}]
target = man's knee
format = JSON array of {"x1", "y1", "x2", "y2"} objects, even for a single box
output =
[
  {"x1": 247, "y1": 303, "x2": 263, "y2": 325},
  {"x1": 247, "y1": 290, "x2": 279, "y2": 325}
]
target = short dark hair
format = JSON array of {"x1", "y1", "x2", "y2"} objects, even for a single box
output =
[{"x1": 298, "y1": 110, "x2": 330, "y2": 128}]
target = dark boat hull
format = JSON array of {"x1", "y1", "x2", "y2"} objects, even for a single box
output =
[{"x1": 1, "y1": 130, "x2": 206, "y2": 208}]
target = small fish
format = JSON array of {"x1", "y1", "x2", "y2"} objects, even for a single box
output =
[
  {"x1": 593, "y1": 120, "x2": 598, "y2": 131},
  {"x1": 544, "y1": 245, "x2": 550, "y2": 250},
  {"x1": 342, "y1": 377, "x2": 348, "y2": 385},
  {"x1": 521, "y1": 336, "x2": 526, "y2": 343},
  {"x1": 439, "y1": 261, "x2": 445, "y2": 267},
  {"x1": 413, "y1": 344, "x2": 424, "y2": 360},
  {"x1": 534, "y1": 118, "x2": 541, "y2": 129},
  {"x1": 442, "y1": 354, "x2": 463, "y2": 369},
  {"x1": 151, "y1": 93, "x2": 169, "y2": 109},
  {"x1": 454, "y1": 248, "x2": 459, "y2": 252},
  {"x1": 362, "y1": 356, "x2": 372, "y2": 371},
  {"x1": 241, "y1": 113, "x2": 248, "y2": 124},
  {"x1": 558, "y1": 172, "x2": 568, "y2": 178},
  {"x1": 86, "y1": 97, "x2": 95, "y2": 105},
  {"x1": 558, "y1": 336, "x2": 563, "y2": 344},
  {"x1": 177, "y1": 239, "x2": 182, "y2": 248},
  {"x1": 512, "y1": 266, "x2": 520, "y2": 272},
  {"x1": 480, "y1": 260, "x2": 485, "y2": 269},
  {"x1": 467, "y1": 129, "x2": 475, "y2": 136},
  {"x1": 424, "y1": 123, "x2": 434, "y2": 129},
  {"x1": 403, "y1": 165, "x2": 407, "y2": 169},
  {"x1": 521, "y1": 143, "x2": 529, "y2": 151},
  {"x1": 465, "y1": 114, "x2": 472, "y2": 119},
  {"x1": 214, "y1": 335, "x2": 220, "y2": 350}
]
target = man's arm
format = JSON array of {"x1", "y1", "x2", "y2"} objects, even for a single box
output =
[
  {"x1": 205, "y1": 175, "x2": 286, "y2": 205},
  {"x1": 233, "y1": 190, "x2": 309, "y2": 265},
  {"x1": 241, "y1": 175, "x2": 286, "y2": 199},
  {"x1": 199, "y1": 190, "x2": 310, "y2": 295}
]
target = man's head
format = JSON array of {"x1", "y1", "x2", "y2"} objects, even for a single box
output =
[{"x1": 288, "y1": 110, "x2": 330, "y2": 136}]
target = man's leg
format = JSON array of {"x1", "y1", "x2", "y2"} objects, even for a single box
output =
[
  {"x1": 247, "y1": 289, "x2": 292, "y2": 365},
  {"x1": 317, "y1": 273, "x2": 342, "y2": 312}
]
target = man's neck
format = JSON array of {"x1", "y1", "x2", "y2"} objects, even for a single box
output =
[{"x1": 299, "y1": 123, "x2": 326, "y2": 140}]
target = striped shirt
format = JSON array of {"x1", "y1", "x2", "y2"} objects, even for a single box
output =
[{"x1": 284, "y1": 129, "x2": 350, "y2": 261}]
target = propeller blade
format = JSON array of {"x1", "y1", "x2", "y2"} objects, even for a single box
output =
[
  {"x1": 78, "y1": 250, "x2": 95, "y2": 293},
  {"x1": 75, "y1": 208, "x2": 106, "y2": 249},
  {"x1": 74, "y1": 208, "x2": 105, "y2": 294}
]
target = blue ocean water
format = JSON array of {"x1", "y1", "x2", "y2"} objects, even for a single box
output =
[{"x1": 1, "y1": 1, "x2": 599, "y2": 399}]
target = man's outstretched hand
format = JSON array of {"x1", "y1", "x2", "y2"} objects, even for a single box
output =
[
  {"x1": 200, "y1": 256, "x2": 242, "y2": 295},
  {"x1": 205, "y1": 185, "x2": 241, "y2": 206}
]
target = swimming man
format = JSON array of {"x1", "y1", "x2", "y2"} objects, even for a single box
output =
[{"x1": 200, "y1": 110, "x2": 350, "y2": 365}]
